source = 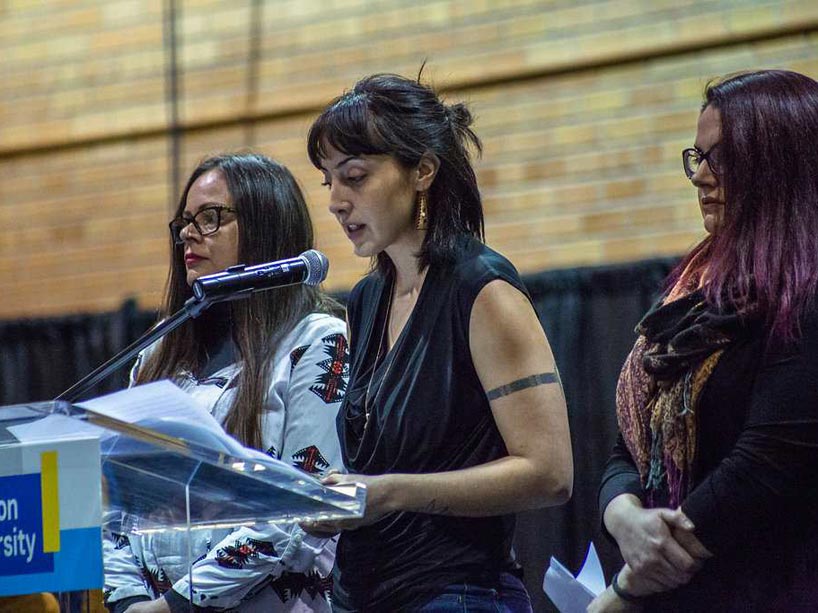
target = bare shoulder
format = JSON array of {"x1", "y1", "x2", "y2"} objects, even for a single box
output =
[
  {"x1": 469, "y1": 279, "x2": 556, "y2": 390},
  {"x1": 470, "y1": 279, "x2": 546, "y2": 348}
]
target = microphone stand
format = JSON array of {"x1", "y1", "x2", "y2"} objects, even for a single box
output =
[
  {"x1": 55, "y1": 248, "x2": 327, "y2": 403},
  {"x1": 56, "y1": 296, "x2": 212, "y2": 403},
  {"x1": 53, "y1": 296, "x2": 216, "y2": 613}
]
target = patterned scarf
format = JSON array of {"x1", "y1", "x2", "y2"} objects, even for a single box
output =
[{"x1": 616, "y1": 287, "x2": 744, "y2": 508}]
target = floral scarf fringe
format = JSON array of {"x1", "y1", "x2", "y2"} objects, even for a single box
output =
[
  {"x1": 619, "y1": 338, "x2": 723, "y2": 508},
  {"x1": 616, "y1": 288, "x2": 740, "y2": 508}
]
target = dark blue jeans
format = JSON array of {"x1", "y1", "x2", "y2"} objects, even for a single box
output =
[{"x1": 415, "y1": 572, "x2": 533, "y2": 612}]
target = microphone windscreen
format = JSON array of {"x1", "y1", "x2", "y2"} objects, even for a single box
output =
[{"x1": 302, "y1": 249, "x2": 329, "y2": 286}]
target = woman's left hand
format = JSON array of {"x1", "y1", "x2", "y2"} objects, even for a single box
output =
[
  {"x1": 587, "y1": 565, "x2": 652, "y2": 613},
  {"x1": 124, "y1": 599, "x2": 171, "y2": 613},
  {"x1": 300, "y1": 472, "x2": 390, "y2": 536}
]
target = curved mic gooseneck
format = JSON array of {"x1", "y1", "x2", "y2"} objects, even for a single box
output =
[{"x1": 56, "y1": 250, "x2": 329, "y2": 403}]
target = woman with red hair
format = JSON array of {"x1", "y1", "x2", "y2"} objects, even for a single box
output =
[{"x1": 593, "y1": 70, "x2": 818, "y2": 611}]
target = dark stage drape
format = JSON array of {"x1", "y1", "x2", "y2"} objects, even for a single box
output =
[
  {"x1": 0, "y1": 257, "x2": 676, "y2": 611},
  {"x1": 519, "y1": 256, "x2": 676, "y2": 612},
  {"x1": 0, "y1": 299, "x2": 156, "y2": 404}
]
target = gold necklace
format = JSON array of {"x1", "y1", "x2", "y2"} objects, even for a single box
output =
[{"x1": 364, "y1": 279, "x2": 395, "y2": 425}]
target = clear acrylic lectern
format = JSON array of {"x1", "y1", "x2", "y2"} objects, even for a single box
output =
[{"x1": 0, "y1": 397, "x2": 365, "y2": 610}]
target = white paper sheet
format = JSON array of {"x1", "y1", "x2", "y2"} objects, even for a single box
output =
[
  {"x1": 8, "y1": 381, "x2": 240, "y2": 454},
  {"x1": 77, "y1": 380, "x2": 253, "y2": 455},
  {"x1": 0, "y1": 405, "x2": 43, "y2": 420},
  {"x1": 543, "y1": 542, "x2": 605, "y2": 613},
  {"x1": 8, "y1": 413, "x2": 104, "y2": 442},
  {"x1": 76, "y1": 380, "x2": 224, "y2": 433},
  {"x1": 14, "y1": 381, "x2": 358, "y2": 484}
]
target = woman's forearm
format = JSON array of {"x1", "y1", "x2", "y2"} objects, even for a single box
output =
[
  {"x1": 604, "y1": 493, "x2": 644, "y2": 543},
  {"x1": 374, "y1": 454, "x2": 572, "y2": 517}
]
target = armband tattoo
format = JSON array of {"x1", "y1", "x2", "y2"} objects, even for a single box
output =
[
  {"x1": 486, "y1": 371, "x2": 560, "y2": 401},
  {"x1": 418, "y1": 498, "x2": 452, "y2": 515}
]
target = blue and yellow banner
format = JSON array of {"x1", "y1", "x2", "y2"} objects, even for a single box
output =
[{"x1": 0, "y1": 437, "x2": 102, "y2": 596}]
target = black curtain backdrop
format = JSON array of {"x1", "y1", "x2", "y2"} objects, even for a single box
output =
[
  {"x1": 519, "y1": 256, "x2": 676, "y2": 611},
  {"x1": 0, "y1": 299, "x2": 156, "y2": 404},
  {"x1": 0, "y1": 257, "x2": 676, "y2": 611}
]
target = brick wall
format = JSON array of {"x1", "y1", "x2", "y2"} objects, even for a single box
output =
[{"x1": 2, "y1": 0, "x2": 818, "y2": 317}]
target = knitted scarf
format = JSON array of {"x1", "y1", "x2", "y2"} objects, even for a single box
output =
[{"x1": 616, "y1": 288, "x2": 744, "y2": 508}]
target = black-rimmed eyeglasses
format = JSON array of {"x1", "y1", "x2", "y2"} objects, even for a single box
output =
[
  {"x1": 169, "y1": 206, "x2": 236, "y2": 245},
  {"x1": 682, "y1": 144, "x2": 721, "y2": 180}
]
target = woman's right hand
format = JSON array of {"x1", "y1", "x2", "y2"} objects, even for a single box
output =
[
  {"x1": 300, "y1": 472, "x2": 391, "y2": 537},
  {"x1": 604, "y1": 495, "x2": 703, "y2": 590},
  {"x1": 123, "y1": 600, "x2": 170, "y2": 613},
  {"x1": 586, "y1": 585, "x2": 643, "y2": 613}
]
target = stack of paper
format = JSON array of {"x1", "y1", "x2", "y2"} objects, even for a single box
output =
[{"x1": 543, "y1": 542, "x2": 605, "y2": 613}]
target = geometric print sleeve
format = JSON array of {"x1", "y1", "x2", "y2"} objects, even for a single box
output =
[
  {"x1": 283, "y1": 328, "x2": 348, "y2": 478},
  {"x1": 102, "y1": 520, "x2": 153, "y2": 608},
  {"x1": 169, "y1": 316, "x2": 349, "y2": 611},
  {"x1": 103, "y1": 347, "x2": 161, "y2": 611},
  {"x1": 168, "y1": 523, "x2": 330, "y2": 610}
]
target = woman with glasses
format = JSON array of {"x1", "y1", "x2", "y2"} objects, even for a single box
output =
[
  {"x1": 591, "y1": 70, "x2": 818, "y2": 612},
  {"x1": 103, "y1": 153, "x2": 348, "y2": 613},
  {"x1": 301, "y1": 72, "x2": 574, "y2": 612}
]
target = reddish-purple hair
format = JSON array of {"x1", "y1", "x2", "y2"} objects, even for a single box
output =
[{"x1": 671, "y1": 70, "x2": 818, "y2": 345}]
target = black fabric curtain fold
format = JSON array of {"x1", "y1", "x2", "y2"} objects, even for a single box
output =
[
  {"x1": 0, "y1": 256, "x2": 676, "y2": 611},
  {"x1": 519, "y1": 256, "x2": 676, "y2": 611},
  {"x1": 0, "y1": 299, "x2": 156, "y2": 404}
]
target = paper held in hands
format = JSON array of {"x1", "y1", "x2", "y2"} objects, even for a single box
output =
[
  {"x1": 7, "y1": 381, "x2": 366, "y2": 535},
  {"x1": 9, "y1": 380, "x2": 243, "y2": 453},
  {"x1": 543, "y1": 542, "x2": 605, "y2": 613},
  {"x1": 9, "y1": 381, "x2": 339, "y2": 485}
]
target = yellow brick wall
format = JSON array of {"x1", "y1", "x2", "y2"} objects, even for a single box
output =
[{"x1": 2, "y1": 0, "x2": 818, "y2": 317}]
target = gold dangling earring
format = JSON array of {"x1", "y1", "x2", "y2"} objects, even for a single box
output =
[{"x1": 415, "y1": 191, "x2": 428, "y2": 230}]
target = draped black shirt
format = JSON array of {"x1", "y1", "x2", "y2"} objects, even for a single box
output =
[{"x1": 334, "y1": 236, "x2": 530, "y2": 611}]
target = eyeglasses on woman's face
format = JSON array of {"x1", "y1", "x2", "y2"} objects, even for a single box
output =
[
  {"x1": 168, "y1": 206, "x2": 236, "y2": 245},
  {"x1": 682, "y1": 144, "x2": 721, "y2": 180}
]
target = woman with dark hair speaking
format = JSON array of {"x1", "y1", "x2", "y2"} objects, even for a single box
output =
[
  {"x1": 303, "y1": 73, "x2": 574, "y2": 611},
  {"x1": 103, "y1": 153, "x2": 348, "y2": 612},
  {"x1": 591, "y1": 70, "x2": 818, "y2": 612}
]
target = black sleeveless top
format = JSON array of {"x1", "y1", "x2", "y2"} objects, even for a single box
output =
[{"x1": 334, "y1": 236, "x2": 530, "y2": 611}]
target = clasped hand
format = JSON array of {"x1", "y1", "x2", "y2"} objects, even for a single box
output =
[
  {"x1": 588, "y1": 505, "x2": 712, "y2": 612},
  {"x1": 615, "y1": 506, "x2": 711, "y2": 592}
]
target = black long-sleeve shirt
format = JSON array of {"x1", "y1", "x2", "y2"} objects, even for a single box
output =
[{"x1": 599, "y1": 310, "x2": 818, "y2": 612}]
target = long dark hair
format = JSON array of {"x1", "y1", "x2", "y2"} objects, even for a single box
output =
[
  {"x1": 136, "y1": 152, "x2": 333, "y2": 449},
  {"x1": 671, "y1": 70, "x2": 818, "y2": 344},
  {"x1": 307, "y1": 72, "x2": 484, "y2": 274}
]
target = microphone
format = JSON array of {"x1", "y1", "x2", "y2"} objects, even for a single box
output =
[{"x1": 191, "y1": 249, "x2": 329, "y2": 303}]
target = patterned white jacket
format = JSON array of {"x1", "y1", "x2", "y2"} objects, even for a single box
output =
[{"x1": 103, "y1": 313, "x2": 348, "y2": 612}]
